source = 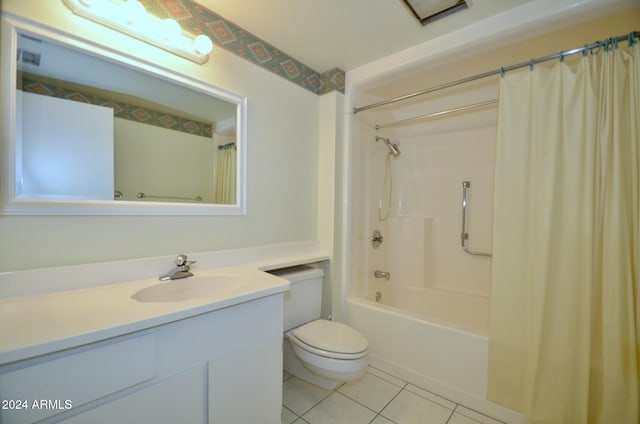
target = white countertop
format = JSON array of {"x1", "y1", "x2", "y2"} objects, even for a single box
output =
[
  {"x1": 0, "y1": 264, "x2": 290, "y2": 366},
  {"x1": 0, "y1": 242, "x2": 329, "y2": 366}
]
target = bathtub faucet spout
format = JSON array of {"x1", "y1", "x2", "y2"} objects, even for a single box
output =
[{"x1": 374, "y1": 270, "x2": 391, "y2": 280}]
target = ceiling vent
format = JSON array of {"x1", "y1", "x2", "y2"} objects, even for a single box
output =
[
  {"x1": 18, "y1": 34, "x2": 42, "y2": 67},
  {"x1": 21, "y1": 50, "x2": 42, "y2": 67},
  {"x1": 401, "y1": 0, "x2": 468, "y2": 26}
]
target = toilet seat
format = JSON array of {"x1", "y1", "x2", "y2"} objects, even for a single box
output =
[{"x1": 290, "y1": 320, "x2": 368, "y2": 360}]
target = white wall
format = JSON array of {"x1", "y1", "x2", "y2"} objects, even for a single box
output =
[
  {"x1": 115, "y1": 119, "x2": 216, "y2": 203},
  {"x1": 0, "y1": 0, "x2": 322, "y2": 271}
]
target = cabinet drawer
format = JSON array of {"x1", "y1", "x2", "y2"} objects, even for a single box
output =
[
  {"x1": 59, "y1": 366, "x2": 205, "y2": 424},
  {"x1": 0, "y1": 334, "x2": 155, "y2": 423}
]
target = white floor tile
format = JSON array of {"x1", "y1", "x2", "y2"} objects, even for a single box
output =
[
  {"x1": 404, "y1": 384, "x2": 456, "y2": 409},
  {"x1": 454, "y1": 406, "x2": 505, "y2": 424},
  {"x1": 381, "y1": 390, "x2": 453, "y2": 424},
  {"x1": 338, "y1": 372, "x2": 403, "y2": 412},
  {"x1": 302, "y1": 392, "x2": 377, "y2": 424},
  {"x1": 283, "y1": 377, "x2": 332, "y2": 416},
  {"x1": 282, "y1": 368, "x2": 505, "y2": 424},
  {"x1": 448, "y1": 412, "x2": 483, "y2": 424},
  {"x1": 282, "y1": 406, "x2": 299, "y2": 424},
  {"x1": 370, "y1": 415, "x2": 395, "y2": 423},
  {"x1": 367, "y1": 366, "x2": 407, "y2": 387}
]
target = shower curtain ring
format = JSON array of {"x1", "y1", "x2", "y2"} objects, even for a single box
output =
[
  {"x1": 593, "y1": 41, "x2": 603, "y2": 55},
  {"x1": 529, "y1": 59, "x2": 535, "y2": 71}
]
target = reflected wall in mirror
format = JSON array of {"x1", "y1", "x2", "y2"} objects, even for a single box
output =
[{"x1": 1, "y1": 16, "x2": 247, "y2": 215}]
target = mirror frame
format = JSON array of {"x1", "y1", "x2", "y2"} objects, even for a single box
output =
[{"x1": 1, "y1": 14, "x2": 247, "y2": 215}]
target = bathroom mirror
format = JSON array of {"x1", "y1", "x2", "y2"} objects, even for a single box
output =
[{"x1": 0, "y1": 16, "x2": 247, "y2": 215}]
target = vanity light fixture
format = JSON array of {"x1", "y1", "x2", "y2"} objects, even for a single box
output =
[{"x1": 62, "y1": 0, "x2": 214, "y2": 64}]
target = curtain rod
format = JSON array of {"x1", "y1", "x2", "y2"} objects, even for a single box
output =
[
  {"x1": 375, "y1": 99, "x2": 498, "y2": 129},
  {"x1": 353, "y1": 31, "x2": 639, "y2": 114},
  {"x1": 217, "y1": 142, "x2": 236, "y2": 150}
]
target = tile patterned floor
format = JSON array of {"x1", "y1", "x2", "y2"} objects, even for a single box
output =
[{"x1": 282, "y1": 367, "x2": 504, "y2": 424}]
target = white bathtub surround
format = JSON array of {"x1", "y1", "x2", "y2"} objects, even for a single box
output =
[
  {"x1": 343, "y1": 62, "x2": 504, "y2": 421},
  {"x1": 366, "y1": 284, "x2": 489, "y2": 336},
  {"x1": 347, "y1": 298, "x2": 524, "y2": 424}
]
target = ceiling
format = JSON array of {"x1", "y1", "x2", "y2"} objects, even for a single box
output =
[{"x1": 195, "y1": 0, "x2": 536, "y2": 72}]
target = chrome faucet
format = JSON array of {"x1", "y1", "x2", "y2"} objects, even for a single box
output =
[
  {"x1": 374, "y1": 270, "x2": 391, "y2": 280},
  {"x1": 159, "y1": 254, "x2": 196, "y2": 281}
]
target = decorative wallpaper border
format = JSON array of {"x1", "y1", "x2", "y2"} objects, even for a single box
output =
[
  {"x1": 142, "y1": 0, "x2": 346, "y2": 95},
  {"x1": 19, "y1": 73, "x2": 213, "y2": 137}
]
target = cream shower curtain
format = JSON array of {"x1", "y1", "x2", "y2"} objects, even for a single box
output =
[
  {"x1": 214, "y1": 146, "x2": 236, "y2": 204},
  {"x1": 488, "y1": 41, "x2": 639, "y2": 423}
]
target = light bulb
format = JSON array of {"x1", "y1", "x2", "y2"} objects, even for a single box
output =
[
  {"x1": 62, "y1": 0, "x2": 213, "y2": 64},
  {"x1": 194, "y1": 34, "x2": 213, "y2": 55},
  {"x1": 124, "y1": 0, "x2": 147, "y2": 25},
  {"x1": 161, "y1": 19, "x2": 182, "y2": 42}
]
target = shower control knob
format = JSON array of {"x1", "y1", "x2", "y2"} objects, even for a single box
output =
[{"x1": 371, "y1": 230, "x2": 383, "y2": 248}]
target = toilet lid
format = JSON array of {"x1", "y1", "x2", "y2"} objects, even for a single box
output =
[{"x1": 292, "y1": 320, "x2": 368, "y2": 354}]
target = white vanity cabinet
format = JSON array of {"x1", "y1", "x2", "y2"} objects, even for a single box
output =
[{"x1": 0, "y1": 293, "x2": 284, "y2": 424}]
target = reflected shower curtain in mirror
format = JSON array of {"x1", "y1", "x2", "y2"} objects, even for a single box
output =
[
  {"x1": 488, "y1": 41, "x2": 639, "y2": 423},
  {"x1": 214, "y1": 145, "x2": 236, "y2": 204}
]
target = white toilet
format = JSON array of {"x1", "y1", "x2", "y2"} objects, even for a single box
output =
[{"x1": 271, "y1": 266, "x2": 369, "y2": 390}]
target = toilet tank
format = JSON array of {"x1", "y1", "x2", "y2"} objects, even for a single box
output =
[{"x1": 268, "y1": 266, "x2": 324, "y2": 332}]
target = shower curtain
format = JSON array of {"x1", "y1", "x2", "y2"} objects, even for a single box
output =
[
  {"x1": 214, "y1": 146, "x2": 236, "y2": 204},
  {"x1": 488, "y1": 41, "x2": 639, "y2": 423}
]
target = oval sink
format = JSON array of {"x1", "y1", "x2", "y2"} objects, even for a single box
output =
[{"x1": 131, "y1": 275, "x2": 249, "y2": 303}]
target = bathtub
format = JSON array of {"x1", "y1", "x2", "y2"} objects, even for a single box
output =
[{"x1": 346, "y1": 289, "x2": 524, "y2": 424}]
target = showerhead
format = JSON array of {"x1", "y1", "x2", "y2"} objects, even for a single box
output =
[
  {"x1": 375, "y1": 136, "x2": 401, "y2": 157},
  {"x1": 387, "y1": 142, "x2": 400, "y2": 157}
]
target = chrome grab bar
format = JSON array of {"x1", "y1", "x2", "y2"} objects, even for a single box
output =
[
  {"x1": 461, "y1": 181, "x2": 492, "y2": 257},
  {"x1": 137, "y1": 192, "x2": 203, "y2": 202}
]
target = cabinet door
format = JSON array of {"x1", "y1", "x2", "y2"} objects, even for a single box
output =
[
  {"x1": 60, "y1": 366, "x2": 206, "y2": 424},
  {"x1": 209, "y1": 335, "x2": 282, "y2": 424},
  {"x1": 0, "y1": 334, "x2": 154, "y2": 424}
]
